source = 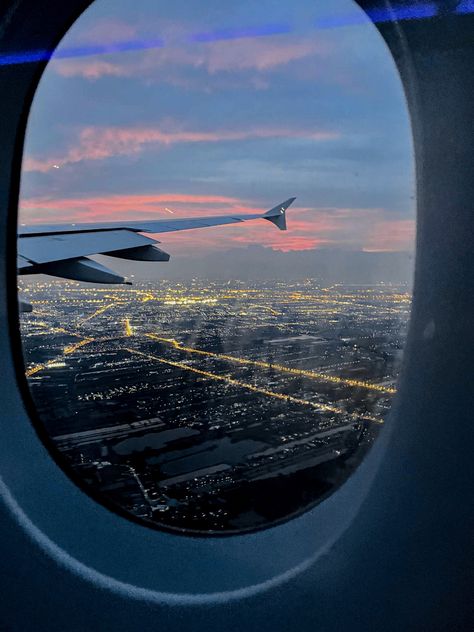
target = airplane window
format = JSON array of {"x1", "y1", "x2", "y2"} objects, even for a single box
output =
[{"x1": 17, "y1": 0, "x2": 415, "y2": 533}]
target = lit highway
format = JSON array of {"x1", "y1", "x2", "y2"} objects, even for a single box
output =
[
  {"x1": 144, "y1": 332, "x2": 396, "y2": 396},
  {"x1": 25, "y1": 325, "x2": 382, "y2": 423},
  {"x1": 125, "y1": 346, "x2": 381, "y2": 424}
]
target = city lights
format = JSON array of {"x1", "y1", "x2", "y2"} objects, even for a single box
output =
[{"x1": 21, "y1": 278, "x2": 409, "y2": 530}]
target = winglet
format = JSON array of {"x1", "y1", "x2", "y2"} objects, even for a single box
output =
[{"x1": 262, "y1": 197, "x2": 296, "y2": 231}]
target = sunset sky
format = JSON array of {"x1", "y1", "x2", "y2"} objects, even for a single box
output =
[{"x1": 19, "y1": 0, "x2": 415, "y2": 270}]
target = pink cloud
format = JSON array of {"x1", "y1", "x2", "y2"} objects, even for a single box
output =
[
  {"x1": 19, "y1": 192, "x2": 414, "y2": 254},
  {"x1": 212, "y1": 208, "x2": 415, "y2": 253},
  {"x1": 362, "y1": 218, "x2": 415, "y2": 252},
  {"x1": 23, "y1": 124, "x2": 340, "y2": 173},
  {"x1": 204, "y1": 39, "x2": 328, "y2": 73},
  {"x1": 20, "y1": 192, "x2": 243, "y2": 222},
  {"x1": 54, "y1": 59, "x2": 129, "y2": 80},
  {"x1": 52, "y1": 35, "x2": 329, "y2": 82}
]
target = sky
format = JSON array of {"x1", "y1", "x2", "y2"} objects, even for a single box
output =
[{"x1": 19, "y1": 0, "x2": 416, "y2": 279}]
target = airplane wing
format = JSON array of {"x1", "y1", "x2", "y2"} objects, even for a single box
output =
[{"x1": 18, "y1": 197, "x2": 296, "y2": 287}]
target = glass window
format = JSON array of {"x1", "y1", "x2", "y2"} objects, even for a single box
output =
[{"x1": 18, "y1": 0, "x2": 415, "y2": 533}]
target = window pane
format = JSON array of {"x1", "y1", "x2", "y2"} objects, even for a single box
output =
[{"x1": 18, "y1": 0, "x2": 414, "y2": 533}]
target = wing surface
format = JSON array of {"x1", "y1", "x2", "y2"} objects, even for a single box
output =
[
  {"x1": 19, "y1": 229, "x2": 157, "y2": 264},
  {"x1": 18, "y1": 215, "x2": 254, "y2": 235}
]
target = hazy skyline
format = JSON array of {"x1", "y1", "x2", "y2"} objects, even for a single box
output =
[{"x1": 19, "y1": 0, "x2": 415, "y2": 276}]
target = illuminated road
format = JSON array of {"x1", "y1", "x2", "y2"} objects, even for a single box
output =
[
  {"x1": 77, "y1": 301, "x2": 119, "y2": 324},
  {"x1": 124, "y1": 318, "x2": 133, "y2": 337},
  {"x1": 144, "y1": 332, "x2": 396, "y2": 395},
  {"x1": 24, "y1": 325, "x2": 382, "y2": 424},
  {"x1": 25, "y1": 338, "x2": 95, "y2": 376},
  {"x1": 124, "y1": 347, "x2": 381, "y2": 424}
]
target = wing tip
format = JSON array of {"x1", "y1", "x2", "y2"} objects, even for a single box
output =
[{"x1": 262, "y1": 197, "x2": 296, "y2": 231}]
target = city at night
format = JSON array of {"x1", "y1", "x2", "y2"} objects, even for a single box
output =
[{"x1": 21, "y1": 277, "x2": 410, "y2": 532}]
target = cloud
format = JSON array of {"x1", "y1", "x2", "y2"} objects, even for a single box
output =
[
  {"x1": 19, "y1": 192, "x2": 414, "y2": 253},
  {"x1": 188, "y1": 208, "x2": 415, "y2": 253},
  {"x1": 194, "y1": 207, "x2": 415, "y2": 253},
  {"x1": 22, "y1": 124, "x2": 340, "y2": 172},
  {"x1": 51, "y1": 35, "x2": 329, "y2": 82},
  {"x1": 200, "y1": 39, "x2": 328, "y2": 73},
  {"x1": 20, "y1": 192, "x2": 243, "y2": 222},
  {"x1": 362, "y1": 218, "x2": 415, "y2": 252},
  {"x1": 53, "y1": 59, "x2": 129, "y2": 80}
]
